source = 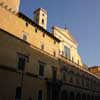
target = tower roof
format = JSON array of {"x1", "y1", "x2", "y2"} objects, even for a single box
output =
[{"x1": 34, "y1": 8, "x2": 47, "y2": 14}]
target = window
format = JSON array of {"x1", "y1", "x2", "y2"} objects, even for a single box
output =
[
  {"x1": 42, "y1": 19, "x2": 44, "y2": 25},
  {"x1": 18, "y1": 56, "x2": 26, "y2": 71},
  {"x1": 52, "y1": 67, "x2": 57, "y2": 80},
  {"x1": 62, "y1": 71, "x2": 66, "y2": 81},
  {"x1": 41, "y1": 44, "x2": 44, "y2": 50},
  {"x1": 43, "y1": 33, "x2": 45, "y2": 37},
  {"x1": 17, "y1": 53, "x2": 29, "y2": 71},
  {"x1": 23, "y1": 34, "x2": 27, "y2": 41},
  {"x1": 39, "y1": 62, "x2": 45, "y2": 77},
  {"x1": 38, "y1": 90, "x2": 43, "y2": 100},
  {"x1": 15, "y1": 86, "x2": 22, "y2": 100},
  {"x1": 26, "y1": 22, "x2": 28, "y2": 27},
  {"x1": 35, "y1": 28, "x2": 38, "y2": 33},
  {"x1": 64, "y1": 46, "x2": 70, "y2": 59},
  {"x1": 53, "y1": 51, "x2": 56, "y2": 56}
]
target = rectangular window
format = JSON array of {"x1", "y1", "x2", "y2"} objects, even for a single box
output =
[
  {"x1": 39, "y1": 62, "x2": 45, "y2": 77},
  {"x1": 38, "y1": 90, "x2": 43, "y2": 100},
  {"x1": 17, "y1": 53, "x2": 29, "y2": 71},
  {"x1": 18, "y1": 56, "x2": 26, "y2": 71},
  {"x1": 64, "y1": 46, "x2": 70, "y2": 59},
  {"x1": 62, "y1": 71, "x2": 66, "y2": 81},
  {"x1": 15, "y1": 86, "x2": 22, "y2": 100},
  {"x1": 52, "y1": 67, "x2": 57, "y2": 80}
]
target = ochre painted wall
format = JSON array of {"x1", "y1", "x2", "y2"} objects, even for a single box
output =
[
  {"x1": 0, "y1": 0, "x2": 20, "y2": 12},
  {"x1": 0, "y1": 6, "x2": 59, "y2": 57}
]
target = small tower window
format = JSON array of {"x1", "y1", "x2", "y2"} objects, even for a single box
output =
[
  {"x1": 42, "y1": 14, "x2": 44, "y2": 16},
  {"x1": 42, "y1": 19, "x2": 44, "y2": 25}
]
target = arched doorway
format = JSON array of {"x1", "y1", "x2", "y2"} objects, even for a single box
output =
[
  {"x1": 87, "y1": 95, "x2": 91, "y2": 100},
  {"x1": 69, "y1": 92, "x2": 75, "y2": 100},
  {"x1": 82, "y1": 94, "x2": 86, "y2": 100},
  {"x1": 61, "y1": 90, "x2": 68, "y2": 100},
  {"x1": 92, "y1": 95, "x2": 94, "y2": 100},
  {"x1": 76, "y1": 93, "x2": 81, "y2": 100}
]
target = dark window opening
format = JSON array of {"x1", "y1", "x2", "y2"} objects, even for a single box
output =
[
  {"x1": 39, "y1": 62, "x2": 45, "y2": 77},
  {"x1": 35, "y1": 28, "x2": 37, "y2": 33},
  {"x1": 15, "y1": 86, "x2": 22, "y2": 100},
  {"x1": 52, "y1": 67, "x2": 57, "y2": 80},
  {"x1": 42, "y1": 19, "x2": 44, "y2": 25},
  {"x1": 18, "y1": 56, "x2": 26, "y2": 71},
  {"x1": 38, "y1": 90, "x2": 43, "y2": 100},
  {"x1": 26, "y1": 22, "x2": 28, "y2": 27}
]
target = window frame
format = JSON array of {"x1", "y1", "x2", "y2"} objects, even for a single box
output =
[{"x1": 38, "y1": 61, "x2": 45, "y2": 77}]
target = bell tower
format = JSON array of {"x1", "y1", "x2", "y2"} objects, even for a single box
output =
[
  {"x1": 0, "y1": 0, "x2": 20, "y2": 13},
  {"x1": 34, "y1": 8, "x2": 47, "y2": 29}
]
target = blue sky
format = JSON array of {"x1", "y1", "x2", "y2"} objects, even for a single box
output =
[{"x1": 20, "y1": 0, "x2": 100, "y2": 67}]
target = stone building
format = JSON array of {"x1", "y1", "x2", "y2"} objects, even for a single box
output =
[
  {"x1": 89, "y1": 66, "x2": 100, "y2": 78},
  {"x1": 0, "y1": 0, "x2": 100, "y2": 100}
]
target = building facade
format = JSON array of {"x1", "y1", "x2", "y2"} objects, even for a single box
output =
[
  {"x1": 89, "y1": 66, "x2": 100, "y2": 78},
  {"x1": 0, "y1": 0, "x2": 100, "y2": 100}
]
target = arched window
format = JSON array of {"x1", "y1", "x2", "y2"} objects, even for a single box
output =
[{"x1": 42, "y1": 19, "x2": 44, "y2": 25}]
